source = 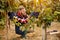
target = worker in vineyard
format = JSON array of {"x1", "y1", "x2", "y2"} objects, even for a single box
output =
[
  {"x1": 8, "y1": 6, "x2": 35, "y2": 38},
  {"x1": 15, "y1": 6, "x2": 28, "y2": 38}
]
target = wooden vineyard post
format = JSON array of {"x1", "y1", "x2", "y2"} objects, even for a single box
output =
[
  {"x1": 42, "y1": 23, "x2": 47, "y2": 40},
  {"x1": 5, "y1": 11, "x2": 9, "y2": 40}
]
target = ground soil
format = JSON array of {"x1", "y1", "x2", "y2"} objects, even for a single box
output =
[{"x1": 0, "y1": 22, "x2": 60, "y2": 40}]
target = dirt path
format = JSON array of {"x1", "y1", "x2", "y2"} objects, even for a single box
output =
[
  {"x1": 8, "y1": 23, "x2": 42, "y2": 40},
  {"x1": 0, "y1": 22, "x2": 60, "y2": 40},
  {"x1": 8, "y1": 22, "x2": 60, "y2": 40}
]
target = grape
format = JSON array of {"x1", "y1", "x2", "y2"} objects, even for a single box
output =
[
  {"x1": 30, "y1": 12, "x2": 39, "y2": 18},
  {"x1": 8, "y1": 12, "x2": 15, "y2": 20}
]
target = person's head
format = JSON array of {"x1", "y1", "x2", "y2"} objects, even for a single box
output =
[{"x1": 18, "y1": 6, "x2": 26, "y2": 15}]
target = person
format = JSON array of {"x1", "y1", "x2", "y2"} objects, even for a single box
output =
[{"x1": 15, "y1": 6, "x2": 28, "y2": 38}]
